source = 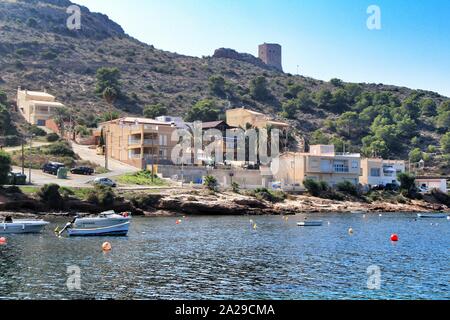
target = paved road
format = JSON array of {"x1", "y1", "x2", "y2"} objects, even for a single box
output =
[
  {"x1": 70, "y1": 142, "x2": 138, "y2": 175},
  {"x1": 10, "y1": 143, "x2": 140, "y2": 188}
]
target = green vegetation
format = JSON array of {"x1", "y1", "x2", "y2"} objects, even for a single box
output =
[
  {"x1": 208, "y1": 75, "x2": 227, "y2": 98},
  {"x1": 185, "y1": 99, "x2": 220, "y2": 122},
  {"x1": 231, "y1": 181, "x2": 240, "y2": 193},
  {"x1": 11, "y1": 141, "x2": 77, "y2": 169},
  {"x1": 86, "y1": 185, "x2": 115, "y2": 207},
  {"x1": 116, "y1": 170, "x2": 168, "y2": 186},
  {"x1": 397, "y1": 173, "x2": 417, "y2": 198},
  {"x1": 95, "y1": 67, "x2": 121, "y2": 96},
  {"x1": 143, "y1": 103, "x2": 167, "y2": 119},
  {"x1": 46, "y1": 133, "x2": 60, "y2": 142},
  {"x1": 28, "y1": 125, "x2": 47, "y2": 137},
  {"x1": 250, "y1": 187, "x2": 286, "y2": 203},
  {"x1": 336, "y1": 181, "x2": 358, "y2": 196},
  {"x1": 250, "y1": 76, "x2": 271, "y2": 102},
  {"x1": 441, "y1": 132, "x2": 450, "y2": 154},
  {"x1": 37, "y1": 184, "x2": 64, "y2": 210},
  {"x1": 303, "y1": 179, "x2": 328, "y2": 197},
  {"x1": 0, "y1": 150, "x2": 12, "y2": 185},
  {"x1": 0, "y1": 91, "x2": 19, "y2": 146},
  {"x1": 203, "y1": 175, "x2": 218, "y2": 191}
]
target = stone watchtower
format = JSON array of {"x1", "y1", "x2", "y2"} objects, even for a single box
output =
[{"x1": 258, "y1": 43, "x2": 283, "y2": 72}]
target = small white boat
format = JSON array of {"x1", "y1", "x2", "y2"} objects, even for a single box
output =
[
  {"x1": 0, "y1": 217, "x2": 49, "y2": 234},
  {"x1": 417, "y1": 213, "x2": 449, "y2": 219},
  {"x1": 351, "y1": 211, "x2": 367, "y2": 214},
  {"x1": 59, "y1": 210, "x2": 131, "y2": 237},
  {"x1": 297, "y1": 220, "x2": 323, "y2": 227}
]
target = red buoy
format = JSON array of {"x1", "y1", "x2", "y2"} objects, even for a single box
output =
[
  {"x1": 0, "y1": 237, "x2": 7, "y2": 245},
  {"x1": 390, "y1": 234, "x2": 399, "y2": 242}
]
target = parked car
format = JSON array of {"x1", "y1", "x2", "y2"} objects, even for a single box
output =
[
  {"x1": 42, "y1": 162, "x2": 66, "y2": 175},
  {"x1": 93, "y1": 177, "x2": 117, "y2": 188},
  {"x1": 70, "y1": 166, "x2": 94, "y2": 175},
  {"x1": 7, "y1": 172, "x2": 27, "y2": 185},
  {"x1": 385, "y1": 183, "x2": 400, "y2": 191}
]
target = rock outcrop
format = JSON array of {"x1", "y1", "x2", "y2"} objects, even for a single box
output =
[{"x1": 212, "y1": 48, "x2": 274, "y2": 70}]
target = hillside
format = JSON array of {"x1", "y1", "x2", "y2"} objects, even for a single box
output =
[{"x1": 0, "y1": 0, "x2": 449, "y2": 174}]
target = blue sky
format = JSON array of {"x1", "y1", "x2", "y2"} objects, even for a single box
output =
[{"x1": 74, "y1": 0, "x2": 450, "y2": 97}]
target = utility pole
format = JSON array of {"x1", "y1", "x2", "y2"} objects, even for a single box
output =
[
  {"x1": 21, "y1": 137, "x2": 25, "y2": 175},
  {"x1": 28, "y1": 134, "x2": 34, "y2": 184},
  {"x1": 151, "y1": 135, "x2": 155, "y2": 182},
  {"x1": 104, "y1": 129, "x2": 109, "y2": 170}
]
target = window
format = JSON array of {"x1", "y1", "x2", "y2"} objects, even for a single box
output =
[
  {"x1": 334, "y1": 160, "x2": 349, "y2": 173},
  {"x1": 351, "y1": 160, "x2": 359, "y2": 169},
  {"x1": 370, "y1": 168, "x2": 381, "y2": 177},
  {"x1": 159, "y1": 135, "x2": 167, "y2": 146}
]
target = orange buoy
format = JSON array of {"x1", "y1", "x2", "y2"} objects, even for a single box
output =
[
  {"x1": 102, "y1": 242, "x2": 112, "y2": 251},
  {"x1": 390, "y1": 234, "x2": 399, "y2": 242},
  {"x1": 0, "y1": 237, "x2": 6, "y2": 245}
]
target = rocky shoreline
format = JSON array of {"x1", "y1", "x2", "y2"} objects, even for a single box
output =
[{"x1": 1, "y1": 189, "x2": 448, "y2": 219}]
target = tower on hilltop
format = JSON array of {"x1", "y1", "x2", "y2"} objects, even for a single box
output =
[{"x1": 258, "y1": 43, "x2": 283, "y2": 72}]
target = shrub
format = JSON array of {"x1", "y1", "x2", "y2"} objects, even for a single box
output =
[
  {"x1": 37, "y1": 184, "x2": 64, "y2": 209},
  {"x1": 303, "y1": 179, "x2": 322, "y2": 197},
  {"x1": 0, "y1": 150, "x2": 11, "y2": 185},
  {"x1": 252, "y1": 188, "x2": 286, "y2": 203},
  {"x1": 29, "y1": 125, "x2": 47, "y2": 136},
  {"x1": 336, "y1": 181, "x2": 358, "y2": 196},
  {"x1": 397, "y1": 172, "x2": 416, "y2": 197},
  {"x1": 87, "y1": 185, "x2": 115, "y2": 207},
  {"x1": 46, "y1": 133, "x2": 59, "y2": 142},
  {"x1": 44, "y1": 141, "x2": 75, "y2": 157},
  {"x1": 231, "y1": 182, "x2": 240, "y2": 193},
  {"x1": 203, "y1": 175, "x2": 218, "y2": 191}
]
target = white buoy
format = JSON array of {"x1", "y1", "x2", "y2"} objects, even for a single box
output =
[{"x1": 348, "y1": 228, "x2": 354, "y2": 235}]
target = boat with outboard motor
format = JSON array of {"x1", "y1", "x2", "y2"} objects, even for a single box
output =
[
  {"x1": 0, "y1": 216, "x2": 49, "y2": 234},
  {"x1": 57, "y1": 210, "x2": 131, "y2": 237}
]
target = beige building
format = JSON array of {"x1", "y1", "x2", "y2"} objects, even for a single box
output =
[
  {"x1": 100, "y1": 117, "x2": 177, "y2": 169},
  {"x1": 272, "y1": 145, "x2": 361, "y2": 189},
  {"x1": 17, "y1": 87, "x2": 65, "y2": 125},
  {"x1": 360, "y1": 158, "x2": 405, "y2": 187},
  {"x1": 226, "y1": 107, "x2": 289, "y2": 131}
]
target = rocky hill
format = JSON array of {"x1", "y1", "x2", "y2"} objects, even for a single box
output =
[{"x1": 0, "y1": 0, "x2": 449, "y2": 173}]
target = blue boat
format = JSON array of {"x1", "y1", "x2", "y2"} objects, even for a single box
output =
[{"x1": 417, "y1": 213, "x2": 449, "y2": 219}]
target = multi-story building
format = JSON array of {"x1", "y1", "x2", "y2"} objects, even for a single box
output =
[
  {"x1": 17, "y1": 87, "x2": 65, "y2": 125},
  {"x1": 99, "y1": 117, "x2": 177, "y2": 169},
  {"x1": 272, "y1": 145, "x2": 361, "y2": 189},
  {"x1": 226, "y1": 107, "x2": 289, "y2": 131},
  {"x1": 258, "y1": 43, "x2": 283, "y2": 72},
  {"x1": 360, "y1": 158, "x2": 405, "y2": 187}
]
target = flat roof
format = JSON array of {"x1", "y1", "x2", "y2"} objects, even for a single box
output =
[
  {"x1": 22, "y1": 90, "x2": 55, "y2": 98},
  {"x1": 30, "y1": 101, "x2": 65, "y2": 107},
  {"x1": 101, "y1": 117, "x2": 172, "y2": 126}
]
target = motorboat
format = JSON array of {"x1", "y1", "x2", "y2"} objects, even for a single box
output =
[
  {"x1": 351, "y1": 210, "x2": 368, "y2": 214},
  {"x1": 58, "y1": 210, "x2": 131, "y2": 237},
  {"x1": 0, "y1": 216, "x2": 49, "y2": 234},
  {"x1": 417, "y1": 213, "x2": 449, "y2": 219},
  {"x1": 297, "y1": 220, "x2": 323, "y2": 227}
]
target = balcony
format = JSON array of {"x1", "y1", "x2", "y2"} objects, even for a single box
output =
[{"x1": 128, "y1": 138, "x2": 159, "y2": 145}]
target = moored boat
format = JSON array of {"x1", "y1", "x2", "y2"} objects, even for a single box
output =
[
  {"x1": 0, "y1": 216, "x2": 49, "y2": 234},
  {"x1": 417, "y1": 213, "x2": 449, "y2": 219},
  {"x1": 58, "y1": 210, "x2": 131, "y2": 237},
  {"x1": 297, "y1": 220, "x2": 323, "y2": 227}
]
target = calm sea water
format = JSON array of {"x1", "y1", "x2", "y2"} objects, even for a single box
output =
[{"x1": 0, "y1": 213, "x2": 449, "y2": 300}]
